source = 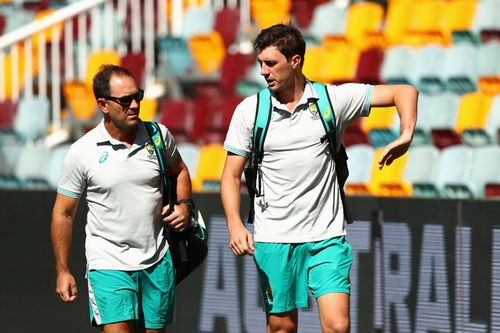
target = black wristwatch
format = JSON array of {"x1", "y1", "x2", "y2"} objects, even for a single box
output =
[{"x1": 176, "y1": 199, "x2": 194, "y2": 210}]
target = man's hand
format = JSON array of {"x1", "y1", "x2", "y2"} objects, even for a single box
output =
[
  {"x1": 162, "y1": 203, "x2": 190, "y2": 232},
  {"x1": 229, "y1": 223, "x2": 254, "y2": 256},
  {"x1": 56, "y1": 271, "x2": 78, "y2": 302},
  {"x1": 378, "y1": 132, "x2": 413, "y2": 170}
]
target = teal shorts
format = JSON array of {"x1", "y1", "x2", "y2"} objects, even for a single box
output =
[
  {"x1": 87, "y1": 251, "x2": 176, "y2": 329},
  {"x1": 254, "y1": 236, "x2": 352, "y2": 314}
]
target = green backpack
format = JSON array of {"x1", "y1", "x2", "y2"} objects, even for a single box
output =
[{"x1": 244, "y1": 82, "x2": 353, "y2": 224}]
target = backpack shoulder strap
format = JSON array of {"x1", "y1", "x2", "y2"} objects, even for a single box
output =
[
  {"x1": 312, "y1": 81, "x2": 337, "y2": 148},
  {"x1": 253, "y1": 88, "x2": 273, "y2": 159},
  {"x1": 144, "y1": 121, "x2": 172, "y2": 206}
]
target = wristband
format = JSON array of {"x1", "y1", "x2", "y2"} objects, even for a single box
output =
[{"x1": 176, "y1": 199, "x2": 194, "y2": 210}]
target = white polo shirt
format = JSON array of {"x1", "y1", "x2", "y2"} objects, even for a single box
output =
[
  {"x1": 224, "y1": 81, "x2": 372, "y2": 243},
  {"x1": 57, "y1": 120, "x2": 178, "y2": 270}
]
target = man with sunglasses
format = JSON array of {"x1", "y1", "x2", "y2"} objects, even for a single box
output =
[{"x1": 51, "y1": 65, "x2": 192, "y2": 332}]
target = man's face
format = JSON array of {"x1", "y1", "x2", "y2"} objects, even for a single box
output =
[
  {"x1": 100, "y1": 75, "x2": 141, "y2": 130},
  {"x1": 257, "y1": 46, "x2": 299, "y2": 93}
]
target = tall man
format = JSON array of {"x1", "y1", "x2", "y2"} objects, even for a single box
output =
[
  {"x1": 51, "y1": 65, "x2": 192, "y2": 333},
  {"x1": 221, "y1": 24, "x2": 418, "y2": 333}
]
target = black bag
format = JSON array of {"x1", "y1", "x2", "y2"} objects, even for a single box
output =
[{"x1": 144, "y1": 121, "x2": 208, "y2": 285}]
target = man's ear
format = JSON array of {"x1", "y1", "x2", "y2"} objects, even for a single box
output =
[
  {"x1": 97, "y1": 98, "x2": 108, "y2": 114},
  {"x1": 291, "y1": 54, "x2": 302, "y2": 69}
]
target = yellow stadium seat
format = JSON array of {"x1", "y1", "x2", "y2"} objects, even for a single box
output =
[
  {"x1": 455, "y1": 92, "x2": 493, "y2": 134},
  {"x1": 362, "y1": 106, "x2": 397, "y2": 133},
  {"x1": 188, "y1": 31, "x2": 226, "y2": 75},
  {"x1": 443, "y1": 0, "x2": 477, "y2": 35},
  {"x1": 303, "y1": 38, "x2": 359, "y2": 83},
  {"x1": 402, "y1": 1, "x2": 451, "y2": 46},
  {"x1": 62, "y1": 81, "x2": 97, "y2": 121},
  {"x1": 139, "y1": 97, "x2": 158, "y2": 122},
  {"x1": 85, "y1": 50, "x2": 121, "y2": 89},
  {"x1": 345, "y1": 1, "x2": 384, "y2": 50},
  {"x1": 192, "y1": 143, "x2": 227, "y2": 192},
  {"x1": 478, "y1": 76, "x2": 500, "y2": 95},
  {"x1": 383, "y1": 1, "x2": 413, "y2": 45},
  {"x1": 251, "y1": 0, "x2": 291, "y2": 29},
  {"x1": 368, "y1": 148, "x2": 412, "y2": 197}
]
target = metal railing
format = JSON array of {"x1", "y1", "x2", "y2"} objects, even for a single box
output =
[{"x1": 0, "y1": 0, "x2": 250, "y2": 131}]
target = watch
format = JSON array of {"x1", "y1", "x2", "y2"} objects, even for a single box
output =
[{"x1": 176, "y1": 199, "x2": 194, "y2": 210}]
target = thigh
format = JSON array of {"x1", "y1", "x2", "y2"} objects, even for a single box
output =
[
  {"x1": 254, "y1": 242, "x2": 309, "y2": 314},
  {"x1": 138, "y1": 250, "x2": 176, "y2": 330},
  {"x1": 317, "y1": 293, "x2": 350, "y2": 333},
  {"x1": 308, "y1": 236, "x2": 352, "y2": 298},
  {"x1": 87, "y1": 270, "x2": 138, "y2": 327}
]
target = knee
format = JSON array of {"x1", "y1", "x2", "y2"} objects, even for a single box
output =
[
  {"x1": 324, "y1": 318, "x2": 350, "y2": 333},
  {"x1": 267, "y1": 317, "x2": 297, "y2": 333}
]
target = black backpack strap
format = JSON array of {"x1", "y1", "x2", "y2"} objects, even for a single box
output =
[{"x1": 312, "y1": 82, "x2": 353, "y2": 224}]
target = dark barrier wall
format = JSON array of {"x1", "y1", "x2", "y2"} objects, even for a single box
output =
[{"x1": 1, "y1": 190, "x2": 499, "y2": 332}]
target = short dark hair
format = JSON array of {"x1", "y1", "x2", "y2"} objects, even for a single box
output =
[
  {"x1": 253, "y1": 23, "x2": 306, "y2": 66},
  {"x1": 92, "y1": 64, "x2": 136, "y2": 99}
]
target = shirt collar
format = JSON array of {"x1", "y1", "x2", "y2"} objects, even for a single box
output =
[{"x1": 95, "y1": 119, "x2": 147, "y2": 150}]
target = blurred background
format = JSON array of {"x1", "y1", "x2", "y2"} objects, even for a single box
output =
[{"x1": 0, "y1": 0, "x2": 500, "y2": 332}]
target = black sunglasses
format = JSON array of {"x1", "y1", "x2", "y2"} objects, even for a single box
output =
[{"x1": 102, "y1": 89, "x2": 144, "y2": 107}]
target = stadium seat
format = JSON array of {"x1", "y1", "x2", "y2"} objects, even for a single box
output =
[
  {"x1": 410, "y1": 44, "x2": 447, "y2": 94},
  {"x1": 236, "y1": 61, "x2": 267, "y2": 97},
  {"x1": 191, "y1": 143, "x2": 226, "y2": 192},
  {"x1": 219, "y1": 52, "x2": 255, "y2": 95},
  {"x1": 121, "y1": 52, "x2": 146, "y2": 87},
  {"x1": 444, "y1": 0, "x2": 477, "y2": 43},
  {"x1": 362, "y1": 106, "x2": 398, "y2": 148},
  {"x1": 0, "y1": 101, "x2": 17, "y2": 130},
  {"x1": 214, "y1": 7, "x2": 240, "y2": 48},
  {"x1": 435, "y1": 145, "x2": 474, "y2": 198},
  {"x1": 455, "y1": 92, "x2": 494, "y2": 146},
  {"x1": 85, "y1": 50, "x2": 121, "y2": 89},
  {"x1": 383, "y1": 0, "x2": 412, "y2": 45},
  {"x1": 139, "y1": 97, "x2": 157, "y2": 122},
  {"x1": 250, "y1": 0, "x2": 291, "y2": 30},
  {"x1": 471, "y1": 0, "x2": 500, "y2": 39},
  {"x1": 182, "y1": 5, "x2": 215, "y2": 40},
  {"x1": 443, "y1": 42, "x2": 477, "y2": 95},
  {"x1": 402, "y1": 0, "x2": 450, "y2": 46},
  {"x1": 368, "y1": 147, "x2": 412, "y2": 197},
  {"x1": 404, "y1": 145, "x2": 441, "y2": 197},
  {"x1": 343, "y1": 119, "x2": 370, "y2": 147},
  {"x1": 354, "y1": 47, "x2": 384, "y2": 85},
  {"x1": 486, "y1": 95, "x2": 500, "y2": 144},
  {"x1": 14, "y1": 142, "x2": 51, "y2": 189},
  {"x1": 380, "y1": 46, "x2": 414, "y2": 85},
  {"x1": 469, "y1": 145, "x2": 500, "y2": 198},
  {"x1": 157, "y1": 36, "x2": 194, "y2": 77},
  {"x1": 158, "y1": 98, "x2": 194, "y2": 143},
  {"x1": 476, "y1": 41, "x2": 500, "y2": 77},
  {"x1": 13, "y1": 96, "x2": 50, "y2": 142},
  {"x1": 306, "y1": 1, "x2": 347, "y2": 42},
  {"x1": 188, "y1": 31, "x2": 226, "y2": 75},
  {"x1": 177, "y1": 142, "x2": 200, "y2": 179},
  {"x1": 345, "y1": 144, "x2": 375, "y2": 196},
  {"x1": 291, "y1": 0, "x2": 314, "y2": 29},
  {"x1": 345, "y1": 1, "x2": 384, "y2": 50},
  {"x1": 426, "y1": 92, "x2": 462, "y2": 149}
]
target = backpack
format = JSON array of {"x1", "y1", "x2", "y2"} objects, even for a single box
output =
[
  {"x1": 244, "y1": 82, "x2": 353, "y2": 224},
  {"x1": 144, "y1": 121, "x2": 208, "y2": 285}
]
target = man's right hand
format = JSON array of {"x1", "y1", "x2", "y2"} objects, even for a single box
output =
[
  {"x1": 229, "y1": 224, "x2": 255, "y2": 256},
  {"x1": 56, "y1": 271, "x2": 78, "y2": 302}
]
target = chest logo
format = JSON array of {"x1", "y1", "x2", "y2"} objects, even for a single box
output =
[
  {"x1": 146, "y1": 142, "x2": 156, "y2": 157},
  {"x1": 99, "y1": 151, "x2": 108, "y2": 164},
  {"x1": 309, "y1": 102, "x2": 320, "y2": 120}
]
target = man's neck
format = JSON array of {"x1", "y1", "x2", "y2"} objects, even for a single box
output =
[
  {"x1": 104, "y1": 121, "x2": 138, "y2": 148},
  {"x1": 276, "y1": 74, "x2": 306, "y2": 112}
]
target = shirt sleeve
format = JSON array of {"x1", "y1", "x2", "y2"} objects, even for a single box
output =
[
  {"x1": 57, "y1": 145, "x2": 86, "y2": 199},
  {"x1": 223, "y1": 95, "x2": 257, "y2": 158},
  {"x1": 160, "y1": 124, "x2": 178, "y2": 167}
]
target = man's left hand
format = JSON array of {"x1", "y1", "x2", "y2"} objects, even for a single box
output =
[{"x1": 162, "y1": 203, "x2": 190, "y2": 232}]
